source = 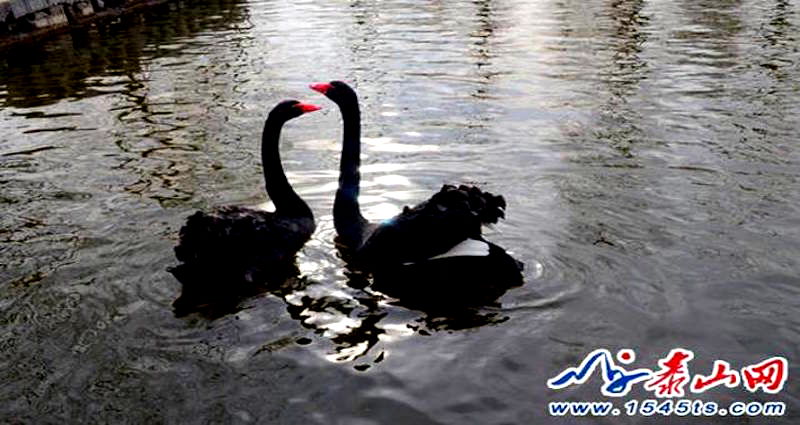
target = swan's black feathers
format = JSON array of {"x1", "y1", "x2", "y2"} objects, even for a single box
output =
[
  {"x1": 170, "y1": 205, "x2": 314, "y2": 317},
  {"x1": 173, "y1": 206, "x2": 314, "y2": 283},
  {"x1": 357, "y1": 184, "x2": 507, "y2": 268}
]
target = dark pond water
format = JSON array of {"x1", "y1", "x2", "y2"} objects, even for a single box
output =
[{"x1": 2, "y1": 0, "x2": 799, "y2": 423}]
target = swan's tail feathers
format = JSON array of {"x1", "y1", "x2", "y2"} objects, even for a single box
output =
[
  {"x1": 354, "y1": 184, "x2": 510, "y2": 268},
  {"x1": 433, "y1": 184, "x2": 507, "y2": 226}
]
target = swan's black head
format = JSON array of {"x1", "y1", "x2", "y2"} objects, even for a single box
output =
[
  {"x1": 309, "y1": 81, "x2": 358, "y2": 107},
  {"x1": 269, "y1": 100, "x2": 322, "y2": 122}
]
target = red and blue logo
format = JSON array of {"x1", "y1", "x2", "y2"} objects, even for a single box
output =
[{"x1": 547, "y1": 348, "x2": 788, "y2": 398}]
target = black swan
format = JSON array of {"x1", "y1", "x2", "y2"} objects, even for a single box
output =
[
  {"x1": 310, "y1": 81, "x2": 523, "y2": 309},
  {"x1": 170, "y1": 100, "x2": 320, "y2": 315}
]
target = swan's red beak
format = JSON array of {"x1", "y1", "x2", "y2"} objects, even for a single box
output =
[
  {"x1": 296, "y1": 103, "x2": 322, "y2": 113},
  {"x1": 309, "y1": 83, "x2": 333, "y2": 94}
]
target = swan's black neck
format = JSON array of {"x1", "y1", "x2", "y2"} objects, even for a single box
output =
[
  {"x1": 334, "y1": 97, "x2": 369, "y2": 248},
  {"x1": 262, "y1": 115, "x2": 312, "y2": 219}
]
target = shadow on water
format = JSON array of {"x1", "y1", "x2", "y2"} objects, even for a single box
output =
[
  {"x1": 0, "y1": 0, "x2": 248, "y2": 109},
  {"x1": 170, "y1": 253, "x2": 521, "y2": 369},
  {"x1": 468, "y1": 0, "x2": 504, "y2": 103},
  {"x1": 547, "y1": 0, "x2": 658, "y2": 286},
  {"x1": 170, "y1": 264, "x2": 510, "y2": 371},
  {"x1": 597, "y1": 0, "x2": 648, "y2": 159}
]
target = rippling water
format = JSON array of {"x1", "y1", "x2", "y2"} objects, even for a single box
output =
[{"x1": 1, "y1": 0, "x2": 799, "y2": 423}]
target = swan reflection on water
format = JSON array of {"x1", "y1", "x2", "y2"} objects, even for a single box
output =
[{"x1": 169, "y1": 257, "x2": 522, "y2": 368}]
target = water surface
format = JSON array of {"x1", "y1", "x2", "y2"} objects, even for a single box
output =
[{"x1": 1, "y1": 0, "x2": 799, "y2": 423}]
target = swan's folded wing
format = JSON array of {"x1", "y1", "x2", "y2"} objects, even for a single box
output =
[
  {"x1": 357, "y1": 185, "x2": 506, "y2": 268},
  {"x1": 174, "y1": 206, "x2": 310, "y2": 266}
]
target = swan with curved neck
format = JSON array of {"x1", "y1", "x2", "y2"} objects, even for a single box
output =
[
  {"x1": 309, "y1": 81, "x2": 370, "y2": 249},
  {"x1": 260, "y1": 101, "x2": 320, "y2": 219},
  {"x1": 311, "y1": 81, "x2": 523, "y2": 306},
  {"x1": 170, "y1": 100, "x2": 320, "y2": 315}
]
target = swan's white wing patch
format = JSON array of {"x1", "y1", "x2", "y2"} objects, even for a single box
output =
[
  {"x1": 429, "y1": 238, "x2": 490, "y2": 260},
  {"x1": 401, "y1": 239, "x2": 490, "y2": 265}
]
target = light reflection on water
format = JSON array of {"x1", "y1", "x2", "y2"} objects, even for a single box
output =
[{"x1": 1, "y1": 0, "x2": 799, "y2": 423}]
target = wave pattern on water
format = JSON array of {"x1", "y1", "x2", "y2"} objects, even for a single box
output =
[{"x1": 1, "y1": 0, "x2": 799, "y2": 423}]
